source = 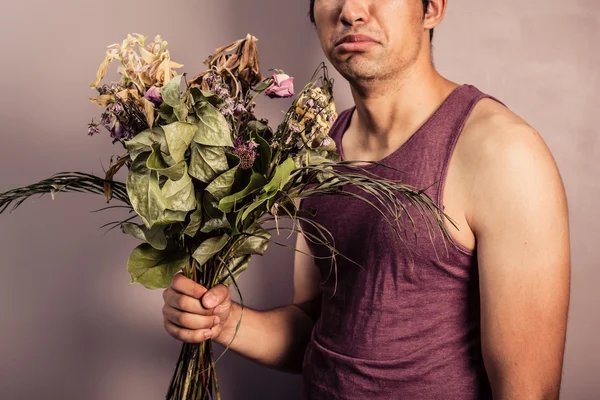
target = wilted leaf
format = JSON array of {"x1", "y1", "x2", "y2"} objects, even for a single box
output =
[
  {"x1": 158, "y1": 103, "x2": 178, "y2": 124},
  {"x1": 183, "y1": 191, "x2": 203, "y2": 237},
  {"x1": 146, "y1": 143, "x2": 186, "y2": 181},
  {"x1": 174, "y1": 104, "x2": 189, "y2": 122},
  {"x1": 233, "y1": 225, "x2": 271, "y2": 256},
  {"x1": 200, "y1": 213, "x2": 231, "y2": 233},
  {"x1": 194, "y1": 102, "x2": 233, "y2": 147},
  {"x1": 206, "y1": 167, "x2": 238, "y2": 201},
  {"x1": 219, "y1": 255, "x2": 251, "y2": 287},
  {"x1": 189, "y1": 143, "x2": 229, "y2": 183},
  {"x1": 162, "y1": 121, "x2": 197, "y2": 163},
  {"x1": 190, "y1": 87, "x2": 220, "y2": 107},
  {"x1": 248, "y1": 129, "x2": 271, "y2": 174},
  {"x1": 121, "y1": 223, "x2": 167, "y2": 250},
  {"x1": 192, "y1": 234, "x2": 230, "y2": 266},
  {"x1": 201, "y1": 192, "x2": 231, "y2": 233},
  {"x1": 161, "y1": 167, "x2": 196, "y2": 212},
  {"x1": 218, "y1": 172, "x2": 266, "y2": 213},
  {"x1": 161, "y1": 74, "x2": 183, "y2": 107},
  {"x1": 124, "y1": 127, "x2": 168, "y2": 162},
  {"x1": 127, "y1": 244, "x2": 188, "y2": 289},
  {"x1": 127, "y1": 153, "x2": 195, "y2": 228}
]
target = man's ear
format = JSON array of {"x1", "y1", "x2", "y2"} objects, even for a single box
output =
[{"x1": 424, "y1": 0, "x2": 448, "y2": 31}]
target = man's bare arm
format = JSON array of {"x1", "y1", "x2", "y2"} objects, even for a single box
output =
[
  {"x1": 469, "y1": 117, "x2": 570, "y2": 399},
  {"x1": 214, "y1": 230, "x2": 322, "y2": 373}
]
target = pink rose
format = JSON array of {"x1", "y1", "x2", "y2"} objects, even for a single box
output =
[{"x1": 265, "y1": 73, "x2": 295, "y2": 98}]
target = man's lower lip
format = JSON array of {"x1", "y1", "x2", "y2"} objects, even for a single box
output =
[{"x1": 335, "y1": 41, "x2": 377, "y2": 52}]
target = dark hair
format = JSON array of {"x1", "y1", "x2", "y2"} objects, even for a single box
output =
[{"x1": 309, "y1": 0, "x2": 434, "y2": 42}]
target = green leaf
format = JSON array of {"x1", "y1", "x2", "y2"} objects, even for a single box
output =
[
  {"x1": 240, "y1": 197, "x2": 268, "y2": 222},
  {"x1": 146, "y1": 143, "x2": 186, "y2": 181},
  {"x1": 218, "y1": 172, "x2": 266, "y2": 213},
  {"x1": 183, "y1": 190, "x2": 203, "y2": 238},
  {"x1": 201, "y1": 192, "x2": 231, "y2": 233},
  {"x1": 192, "y1": 234, "x2": 230, "y2": 266},
  {"x1": 162, "y1": 121, "x2": 198, "y2": 164},
  {"x1": 121, "y1": 223, "x2": 167, "y2": 250},
  {"x1": 263, "y1": 158, "x2": 296, "y2": 196},
  {"x1": 127, "y1": 153, "x2": 195, "y2": 229},
  {"x1": 190, "y1": 87, "x2": 220, "y2": 107},
  {"x1": 248, "y1": 129, "x2": 271, "y2": 174},
  {"x1": 188, "y1": 143, "x2": 229, "y2": 183},
  {"x1": 206, "y1": 167, "x2": 238, "y2": 201},
  {"x1": 125, "y1": 127, "x2": 167, "y2": 162},
  {"x1": 161, "y1": 74, "x2": 183, "y2": 107},
  {"x1": 127, "y1": 244, "x2": 188, "y2": 289},
  {"x1": 161, "y1": 166, "x2": 196, "y2": 212},
  {"x1": 234, "y1": 225, "x2": 271, "y2": 256},
  {"x1": 158, "y1": 103, "x2": 178, "y2": 124},
  {"x1": 194, "y1": 102, "x2": 233, "y2": 147},
  {"x1": 200, "y1": 213, "x2": 231, "y2": 233},
  {"x1": 174, "y1": 105, "x2": 189, "y2": 122},
  {"x1": 219, "y1": 255, "x2": 251, "y2": 286}
]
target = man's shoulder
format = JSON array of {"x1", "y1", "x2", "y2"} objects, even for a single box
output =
[
  {"x1": 458, "y1": 94, "x2": 564, "y2": 230},
  {"x1": 459, "y1": 96, "x2": 550, "y2": 172}
]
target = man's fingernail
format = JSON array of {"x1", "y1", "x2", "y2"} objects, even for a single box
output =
[
  {"x1": 205, "y1": 331, "x2": 212, "y2": 339},
  {"x1": 204, "y1": 294, "x2": 217, "y2": 307}
]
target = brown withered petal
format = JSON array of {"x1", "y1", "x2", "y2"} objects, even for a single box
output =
[
  {"x1": 238, "y1": 34, "x2": 262, "y2": 86},
  {"x1": 186, "y1": 70, "x2": 210, "y2": 88},
  {"x1": 117, "y1": 88, "x2": 140, "y2": 100},
  {"x1": 90, "y1": 55, "x2": 112, "y2": 88},
  {"x1": 140, "y1": 97, "x2": 155, "y2": 129},
  {"x1": 224, "y1": 53, "x2": 240, "y2": 70},
  {"x1": 89, "y1": 94, "x2": 115, "y2": 107},
  {"x1": 206, "y1": 37, "x2": 246, "y2": 67}
]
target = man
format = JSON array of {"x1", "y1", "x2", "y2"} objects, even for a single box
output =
[{"x1": 162, "y1": 1, "x2": 571, "y2": 399}]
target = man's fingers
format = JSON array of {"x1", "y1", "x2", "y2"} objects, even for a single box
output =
[
  {"x1": 163, "y1": 318, "x2": 213, "y2": 344},
  {"x1": 201, "y1": 284, "x2": 230, "y2": 309},
  {"x1": 163, "y1": 304, "x2": 220, "y2": 330},
  {"x1": 164, "y1": 290, "x2": 214, "y2": 315},
  {"x1": 171, "y1": 273, "x2": 208, "y2": 299}
]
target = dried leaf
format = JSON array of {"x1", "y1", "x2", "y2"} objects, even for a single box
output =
[{"x1": 104, "y1": 153, "x2": 130, "y2": 202}]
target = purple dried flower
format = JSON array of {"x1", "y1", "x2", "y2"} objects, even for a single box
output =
[
  {"x1": 87, "y1": 121, "x2": 100, "y2": 136},
  {"x1": 144, "y1": 86, "x2": 163, "y2": 105},
  {"x1": 218, "y1": 99, "x2": 234, "y2": 117},
  {"x1": 233, "y1": 102, "x2": 247, "y2": 115},
  {"x1": 109, "y1": 102, "x2": 125, "y2": 114},
  {"x1": 216, "y1": 85, "x2": 230, "y2": 98},
  {"x1": 232, "y1": 138, "x2": 259, "y2": 170}
]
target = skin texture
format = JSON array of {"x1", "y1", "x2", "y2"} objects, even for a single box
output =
[{"x1": 162, "y1": 0, "x2": 571, "y2": 395}]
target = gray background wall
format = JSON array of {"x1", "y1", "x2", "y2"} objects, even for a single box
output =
[{"x1": 0, "y1": 0, "x2": 598, "y2": 398}]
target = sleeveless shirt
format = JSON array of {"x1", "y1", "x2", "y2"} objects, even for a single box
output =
[{"x1": 299, "y1": 84, "x2": 506, "y2": 399}]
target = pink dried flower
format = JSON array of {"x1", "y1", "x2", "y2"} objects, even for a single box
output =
[{"x1": 265, "y1": 73, "x2": 295, "y2": 99}]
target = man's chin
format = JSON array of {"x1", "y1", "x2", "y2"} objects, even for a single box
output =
[{"x1": 334, "y1": 62, "x2": 379, "y2": 83}]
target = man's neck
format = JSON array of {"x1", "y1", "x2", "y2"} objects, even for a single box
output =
[{"x1": 348, "y1": 66, "x2": 458, "y2": 150}]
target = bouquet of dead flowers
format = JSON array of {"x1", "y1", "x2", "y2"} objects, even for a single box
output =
[{"x1": 0, "y1": 33, "x2": 453, "y2": 399}]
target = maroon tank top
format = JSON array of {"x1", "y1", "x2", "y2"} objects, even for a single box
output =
[{"x1": 299, "y1": 84, "x2": 506, "y2": 399}]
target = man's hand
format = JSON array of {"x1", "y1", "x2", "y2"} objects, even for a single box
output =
[{"x1": 162, "y1": 273, "x2": 233, "y2": 343}]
